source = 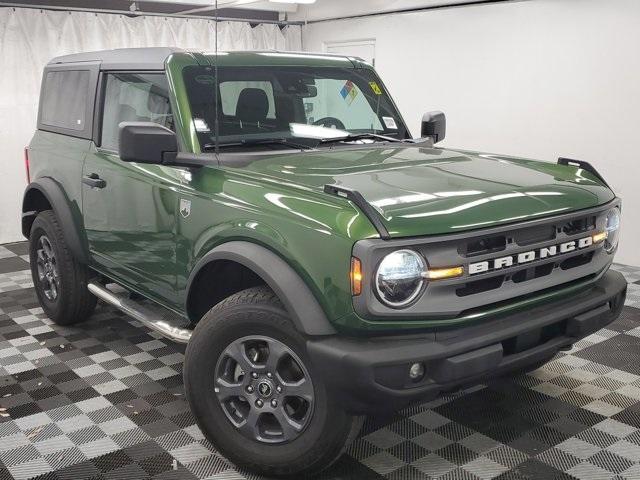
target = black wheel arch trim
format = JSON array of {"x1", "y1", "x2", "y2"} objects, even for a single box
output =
[
  {"x1": 186, "y1": 241, "x2": 337, "y2": 336},
  {"x1": 22, "y1": 178, "x2": 89, "y2": 264}
]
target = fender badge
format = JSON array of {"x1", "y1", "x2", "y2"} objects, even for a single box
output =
[{"x1": 180, "y1": 199, "x2": 191, "y2": 218}]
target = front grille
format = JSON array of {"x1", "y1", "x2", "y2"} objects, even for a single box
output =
[
  {"x1": 459, "y1": 235, "x2": 506, "y2": 257},
  {"x1": 560, "y1": 252, "x2": 594, "y2": 270},
  {"x1": 457, "y1": 275, "x2": 504, "y2": 297},
  {"x1": 458, "y1": 214, "x2": 598, "y2": 259},
  {"x1": 457, "y1": 250, "x2": 595, "y2": 297},
  {"x1": 457, "y1": 214, "x2": 597, "y2": 260},
  {"x1": 353, "y1": 201, "x2": 618, "y2": 321},
  {"x1": 454, "y1": 213, "x2": 602, "y2": 298},
  {"x1": 562, "y1": 216, "x2": 596, "y2": 236},
  {"x1": 512, "y1": 261, "x2": 555, "y2": 284},
  {"x1": 513, "y1": 225, "x2": 556, "y2": 246}
]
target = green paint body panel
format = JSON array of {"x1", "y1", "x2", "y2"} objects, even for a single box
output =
[
  {"x1": 27, "y1": 51, "x2": 618, "y2": 334},
  {"x1": 218, "y1": 147, "x2": 614, "y2": 238}
]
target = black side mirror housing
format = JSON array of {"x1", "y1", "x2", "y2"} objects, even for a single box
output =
[
  {"x1": 421, "y1": 111, "x2": 446, "y2": 143},
  {"x1": 119, "y1": 122, "x2": 178, "y2": 164}
]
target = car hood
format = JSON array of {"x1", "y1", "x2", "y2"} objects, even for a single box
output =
[{"x1": 226, "y1": 145, "x2": 615, "y2": 238}]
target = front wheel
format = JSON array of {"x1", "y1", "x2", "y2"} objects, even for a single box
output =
[{"x1": 184, "y1": 287, "x2": 362, "y2": 477}]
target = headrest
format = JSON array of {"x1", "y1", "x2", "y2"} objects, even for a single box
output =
[
  {"x1": 118, "y1": 104, "x2": 141, "y2": 122},
  {"x1": 236, "y1": 88, "x2": 269, "y2": 123},
  {"x1": 147, "y1": 89, "x2": 171, "y2": 115}
]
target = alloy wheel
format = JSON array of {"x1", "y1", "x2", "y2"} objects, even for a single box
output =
[
  {"x1": 214, "y1": 335, "x2": 314, "y2": 444},
  {"x1": 36, "y1": 235, "x2": 59, "y2": 301}
]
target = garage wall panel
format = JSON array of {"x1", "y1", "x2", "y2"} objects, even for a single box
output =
[
  {"x1": 0, "y1": 7, "x2": 301, "y2": 245},
  {"x1": 301, "y1": 0, "x2": 640, "y2": 266}
]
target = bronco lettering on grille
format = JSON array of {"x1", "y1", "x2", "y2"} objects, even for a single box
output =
[{"x1": 469, "y1": 236, "x2": 594, "y2": 275}]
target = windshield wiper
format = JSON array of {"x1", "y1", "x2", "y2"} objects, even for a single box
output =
[
  {"x1": 318, "y1": 133, "x2": 405, "y2": 146},
  {"x1": 203, "y1": 138, "x2": 313, "y2": 151}
]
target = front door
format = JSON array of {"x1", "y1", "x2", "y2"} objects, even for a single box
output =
[{"x1": 81, "y1": 71, "x2": 183, "y2": 306}]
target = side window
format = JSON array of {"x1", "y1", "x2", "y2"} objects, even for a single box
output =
[
  {"x1": 41, "y1": 70, "x2": 90, "y2": 131},
  {"x1": 101, "y1": 73, "x2": 173, "y2": 151},
  {"x1": 220, "y1": 81, "x2": 276, "y2": 119}
]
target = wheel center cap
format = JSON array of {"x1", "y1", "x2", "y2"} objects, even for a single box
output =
[{"x1": 257, "y1": 380, "x2": 273, "y2": 398}]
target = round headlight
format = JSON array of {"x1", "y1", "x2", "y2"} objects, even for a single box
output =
[
  {"x1": 375, "y1": 250, "x2": 426, "y2": 308},
  {"x1": 604, "y1": 208, "x2": 621, "y2": 254}
]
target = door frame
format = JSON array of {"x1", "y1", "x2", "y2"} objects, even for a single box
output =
[{"x1": 323, "y1": 39, "x2": 377, "y2": 66}]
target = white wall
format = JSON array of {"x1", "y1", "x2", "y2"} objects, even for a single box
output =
[
  {"x1": 301, "y1": 0, "x2": 640, "y2": 266},
  {"x1": 0, "y1": 7, "x2": 301, "y2": 246}
]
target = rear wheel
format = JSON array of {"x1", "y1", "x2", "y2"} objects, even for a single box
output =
[
  {"x1": 184, "y1": 286, "x2": 362, "y2": 477},
  {"x1": 29, "y1": 211, "x2": 97, "y2": 325}
]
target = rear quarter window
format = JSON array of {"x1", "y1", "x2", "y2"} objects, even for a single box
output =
[{"x1": 40, "y1": 70, "x2": 91, "y2": 131}]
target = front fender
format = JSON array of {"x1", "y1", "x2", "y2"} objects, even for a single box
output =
[{"x1": 186, "y1": 241, "x2": 337, "y2": 336}]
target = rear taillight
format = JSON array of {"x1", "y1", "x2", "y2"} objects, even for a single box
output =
[{"x1": 24, "y1": 147, "x2": 30, "y2": 183}]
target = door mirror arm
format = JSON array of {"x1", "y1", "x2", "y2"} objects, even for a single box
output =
[{"x1": 162, "y1": 152, "x2": 214, "y2": 169}]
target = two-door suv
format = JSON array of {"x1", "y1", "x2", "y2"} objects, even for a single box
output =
[{"x1": 23, "y1": 47, "x2": 626, "y2": 476}]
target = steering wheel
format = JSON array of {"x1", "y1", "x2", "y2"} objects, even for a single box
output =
[{"x1": 313, "y1": 117, "x2": 346, "y2": 130}]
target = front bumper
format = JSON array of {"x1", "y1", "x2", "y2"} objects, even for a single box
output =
[{"x1": 307, "y1": 270, "x2": 627, "y2": 414}]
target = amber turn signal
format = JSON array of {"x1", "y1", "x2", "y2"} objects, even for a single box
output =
[
  {"x1": 350, "y1": 257, "x2": 363, "y2": 296},
  {"x1": 423, "y1": 266, "x2": 464, "y2": 280},
  {"x1": 592, "y1": 231, "x2": 608, "y2": 244}
]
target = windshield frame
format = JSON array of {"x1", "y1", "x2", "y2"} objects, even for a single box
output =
[{"x1": 180, "y1": 63, "x2": 412, "y2": 153}]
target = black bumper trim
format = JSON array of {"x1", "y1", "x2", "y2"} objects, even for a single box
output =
[{"x1": 307, "y1": 270, "x2": 627, "y2": 414}]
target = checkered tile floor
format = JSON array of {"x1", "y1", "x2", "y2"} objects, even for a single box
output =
[{"x1": 0, "y1": 241, "x2": 639, "y2": 480}]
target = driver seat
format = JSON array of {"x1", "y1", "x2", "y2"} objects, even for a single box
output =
[{"x1": 236, "y1": 88, "x2": 269, "y2": 131}]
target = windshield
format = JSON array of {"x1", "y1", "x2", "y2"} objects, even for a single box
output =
[{"x1": 182, "y1": 65, "x2": 410, "y2": 150}]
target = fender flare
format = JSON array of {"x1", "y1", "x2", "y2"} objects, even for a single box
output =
[
  {"x1": 22, "y1": 178, "x2": 89, "y2": 264},
  {"x1": 186, "y1": 241, "x2": 337, "y2": 336}
]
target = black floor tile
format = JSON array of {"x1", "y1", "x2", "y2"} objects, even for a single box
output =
[
  {"x1": 4, "y1": 242, "x2": 29, "y2": 256},
  {"x1": 0, "y1": 256, "x2": 29, "y2": 273}
]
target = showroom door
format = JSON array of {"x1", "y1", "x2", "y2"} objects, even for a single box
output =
[
  {"x1": 325, "y1": 39, "x2": 376, "y2": 65},
  {"x1": 82, "y1": 71, "x2": 181, "y2": 306}
]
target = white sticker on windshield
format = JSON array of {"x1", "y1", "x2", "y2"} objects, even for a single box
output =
[
  {"x1": 194, "y1": 118, "x2": 210, "y2": 133},
  {"x1": 382, "y1": 117, "x2": 398, "y2": 130}
]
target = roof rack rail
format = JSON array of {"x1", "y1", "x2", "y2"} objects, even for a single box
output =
[
  {"x1": 558, "y1": 157, "x2": 610, "y2": 188},
  {"x1": 324, "y1": 185, "x2": 390, "y2": 240}
]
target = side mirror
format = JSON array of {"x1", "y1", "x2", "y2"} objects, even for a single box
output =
[
  {"x1": 118, "y1": 122, "x2": 178, "y2": 164},
  {"x1": 421, "y1": 111, "x2": 446, "y2": 143}
]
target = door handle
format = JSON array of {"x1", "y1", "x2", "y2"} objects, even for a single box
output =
[{"x1": 82, "y1": 173, "x2": 106, "y2": 189}]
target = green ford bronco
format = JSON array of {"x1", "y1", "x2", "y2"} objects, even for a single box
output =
[{"x1": 23, "y1": 47, "x2": 626, "y2": 476}]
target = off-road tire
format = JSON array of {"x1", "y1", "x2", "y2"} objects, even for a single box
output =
[
  {"x1": 29, "y1": 210, "x2": 97, "y2": 325},
  {"x1": 184, "y1": 286, "x2": 362, "y2": 477}
]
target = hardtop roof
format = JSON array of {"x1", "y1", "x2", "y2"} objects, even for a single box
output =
[
  {"x1": 48, "y1": 48, "x2": 365, "y2": 70},
  {"x1": 48, "y1": 47, "x2": 182, "y2": 70}
]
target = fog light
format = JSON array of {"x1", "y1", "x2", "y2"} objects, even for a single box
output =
[{"x1": 409, "y1": 362, "x2": 425, "y2": 382}]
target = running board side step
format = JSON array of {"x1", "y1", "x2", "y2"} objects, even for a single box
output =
[{"x1": 87, "y1": 281, "x2": 193, "y2": 344}]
